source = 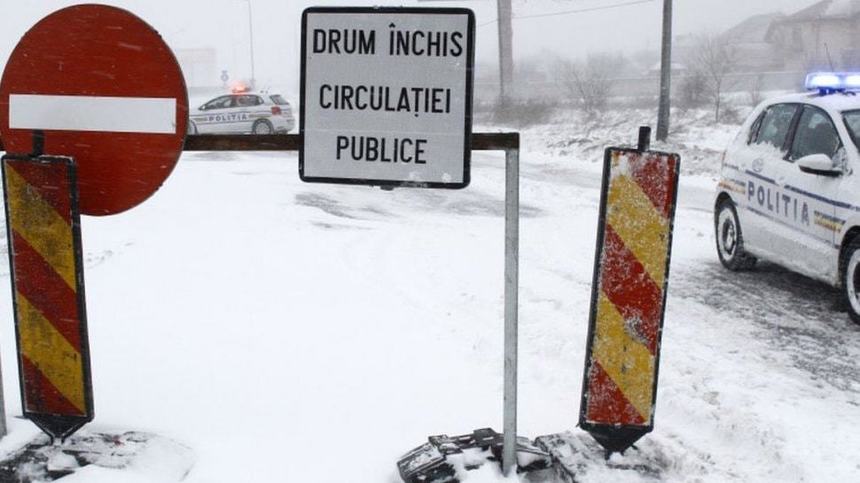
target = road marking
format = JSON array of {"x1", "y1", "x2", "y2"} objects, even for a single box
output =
[{"x1": 9, "y1": 94, "x2": 176, "y2": 134}]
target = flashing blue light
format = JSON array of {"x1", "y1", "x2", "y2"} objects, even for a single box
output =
[
  {"x1": 805, "y1": 72, "x2": 860, "y2": 92},
  {"x1": 845, "y1": 75, "x2": 860, "y2": 88}
]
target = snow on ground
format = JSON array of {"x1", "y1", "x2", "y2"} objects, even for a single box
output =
[
  {"x1": 485, "y1": 106, "x2": 753, "y2": 176},
  {"x1": 0, "y1": 108, "x2": 858, "y2": 481}
]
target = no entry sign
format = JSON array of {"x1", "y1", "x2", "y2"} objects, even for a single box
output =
[
  {"x1": 300, "y1": 7, "x2": 475, "y2": 188},
  {"x1": 0, "y1": 4, "x2": 188, "y2": 441},
  {"x1": 0, "y1": 5, "x2": 188, "y2": 216}
]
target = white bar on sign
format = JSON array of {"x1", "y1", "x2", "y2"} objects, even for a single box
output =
[{"x1": 9, "y1": 94, "x2": 177, "y2": 134}]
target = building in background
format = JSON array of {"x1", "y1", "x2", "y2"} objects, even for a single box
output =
[
  {"x1": 175, "y1": 48, "x2": 220, "y2": 96},
  {"x1": 723, "y1": 12, "x2": 786, "y2": 71},
  {"x1": 464, "y1": 0, "x2": 860, "y2": 105},
  {"x1": 766, "y1": 0, "x2": 860, "y2": 70}
]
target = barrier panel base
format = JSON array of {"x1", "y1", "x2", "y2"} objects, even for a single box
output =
[{"x1": 536, "y1": 431, "x2": 670, "y2": 482}]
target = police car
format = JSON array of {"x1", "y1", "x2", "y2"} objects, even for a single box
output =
[
  {"x1": 188, "y1": 87, "x2": 295, "y2": 135},
  {"x1": 715, "y1": 72, "x2": 860, "y2": 323}
]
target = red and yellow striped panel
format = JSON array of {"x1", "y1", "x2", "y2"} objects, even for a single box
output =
[
  {"x1": 3, "y1": 157, "x2": 91, "y2": 419},
  {"x1": 583, "y1": 149, "x2": 679, "y2": 428}
]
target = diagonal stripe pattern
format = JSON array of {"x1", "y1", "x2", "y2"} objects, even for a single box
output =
[
  {"x1": 3, "y1": 157, "x2": 91, "y2": 419},
  {"x1": 583, "y1": 149, "x2": 679, "y2": 430}
]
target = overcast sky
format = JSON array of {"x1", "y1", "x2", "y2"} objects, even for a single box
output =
[{"x1": 0, "y1": 0, "x2": 821, "y2": 95}]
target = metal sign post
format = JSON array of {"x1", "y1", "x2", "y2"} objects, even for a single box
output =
[
  {"x1": 0, "y1": 357, "x2": 6, "y2": 438},
  {"x1": 185, "y1": 132, "x2": 522, "y2": 475},
  {"x1": 579, "y1": 128, "x2": 680, "y2": 454},
  {"x1": 503, "y1": 142, "x2": 519, "y2": 475},
  {"x1": 297, "y1": 7, "x2": 518, "y2": 473}
]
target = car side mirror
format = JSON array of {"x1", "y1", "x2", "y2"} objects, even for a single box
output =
[{"x1": 797, "y1": 153, "x2": 842, "y2": 177}]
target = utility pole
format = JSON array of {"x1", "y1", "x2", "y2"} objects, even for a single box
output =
[
  {"x1": 245, "y1": 0, "x2": 256, "y2": 89},
  {"x1": 497, "y1": 0, "x2": 514, "y2": 107},
  {"x1": 656, "y1": 0, "x2": 672, "y2": 141}
]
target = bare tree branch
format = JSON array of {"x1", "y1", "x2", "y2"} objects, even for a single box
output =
[
  {"x1": 556, "y1": 53, "x2": 624, "y2": 114},
  {"x1": 690, "y1": 34, "x2": 737, "y2": 123}
]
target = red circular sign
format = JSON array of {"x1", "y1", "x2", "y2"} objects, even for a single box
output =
[{"x1": 0, "y1": 5, "x2": 188, "y2": 216}]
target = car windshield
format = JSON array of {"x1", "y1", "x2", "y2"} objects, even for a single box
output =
[{"x1": 843, "y1": 110, "x2": 860, "y2": 150}]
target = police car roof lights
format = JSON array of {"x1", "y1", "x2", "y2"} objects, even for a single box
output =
[
  {"x1": 230, "y1": 83, "x2": 251, "y2": 94},
  {"x1": 805, "y1": 72, "x2": 860, "y2": 94}
]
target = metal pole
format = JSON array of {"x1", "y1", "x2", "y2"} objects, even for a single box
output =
[
  {"x1": 0, "y1": 356, "x2": 6, "y2": 438},
  {"x1": 246, "y1": 0, "x2": 256, "y2": 89},
  {"x1": 656, "y1": 0, "x2": 673, "y2": 141},
  {"x1": 638, "y1": 126, "x2": 652, "y2": 152},
  {"x1": 503, "y1": 145, "x2": 519, "y2": 475},
  {"x1": 496, "y1": 0, "x2": 514, "y2": 106}
]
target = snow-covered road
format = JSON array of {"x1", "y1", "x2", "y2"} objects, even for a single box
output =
[{"x1": 0, "y1": 147, "x2": 858, "y2": 482}]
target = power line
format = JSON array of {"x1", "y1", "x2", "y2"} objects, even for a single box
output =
[{"x1": 478, "y1": 0, "x2": 656, "y2": 27}]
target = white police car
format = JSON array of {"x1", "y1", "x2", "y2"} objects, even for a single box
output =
[
  {"x1": 715, "y1": 72, "x2": 860, "y2": 323},
  {"x1": 188, "y1": 87, "x2": 295, "y2": 135}
]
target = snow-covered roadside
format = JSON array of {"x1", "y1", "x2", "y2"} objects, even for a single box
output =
[
  {"x1": 0, "y1": 110, "x2": 857, "y2": 481},
  {"x1": 480, "y1": 106, "x2": 751, "y2": 178}
]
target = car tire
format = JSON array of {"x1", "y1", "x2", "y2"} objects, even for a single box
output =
[
  {"x1": 187, "y1": 121, "x2": 197, "y2": 135},
  {"x1": 252, "y1": 119, "x2": 273, "y2": 135},
  {"x1": 841, "y1": 238, "x2": 860, "y2": 324},
  {"x1": 715, "y1": 199, "x2": 756, "y2": 271}
]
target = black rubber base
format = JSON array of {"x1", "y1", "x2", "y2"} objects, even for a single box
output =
[
  {"x1": 29, "y1": 414, "x2": 90, "y2": 442},
  {"x1": 580, "y1": 424, "x2": 649, "y2": 455}
]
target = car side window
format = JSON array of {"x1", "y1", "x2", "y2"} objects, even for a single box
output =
[
  {"x1": 747, "y1": 111, "x2": 765, "y2": 144},
  {"x1": 235, "y1": 95, "x2": 262, "y2": 107},
  {"x1": 790, "y1": 106, "x2": 842, "y2": 161},
  {"x1": 202, "y1": 96, "x2": 233, "y2": 110},
  {"x1": 753, "y1": 104, "x2": 799, "y2": 151}
]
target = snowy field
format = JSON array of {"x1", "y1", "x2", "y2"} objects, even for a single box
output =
[{"x1": 0, "y1": 111, "x2": 859, "y2": 482}]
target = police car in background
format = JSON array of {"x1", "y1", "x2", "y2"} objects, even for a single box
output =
[
  {"x1": 188, "y1": 86, "x2": 295, "y2": 135},
  {"x1": 715, "y1": 72, "x2": 860, "y2": 324}
]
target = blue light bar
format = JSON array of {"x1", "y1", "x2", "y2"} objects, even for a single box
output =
[
  {"x1": 846, "y1": 74, "x2": 860, "y2": 88},
  {"x1": 805, "y1": 72, "x2": 860, "y2": 92}
]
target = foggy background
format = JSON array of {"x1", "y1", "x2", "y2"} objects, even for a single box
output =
[{"x1": 0, "y1": 0, "x2": 819, "y2": 102}]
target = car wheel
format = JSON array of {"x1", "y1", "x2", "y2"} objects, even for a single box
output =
[
  {"x1": 715, "y1": 199, "x2": 756, "y2": 270},
  {"x1": 252, "y1": 119, "x2": 273, "y2": 135},
  {"x1": 841, "y1": 238, "x2": 860, "y2": 324},
  {"x1": 187, "y1": 121, "x2": 197, "y2": 135}
]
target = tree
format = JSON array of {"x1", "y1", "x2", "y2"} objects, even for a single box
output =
[
  {"x1": 747, "y1": 74, "x2": 765, "y2": 107},
  {"x1": 678, "y1": 70, "x2": 708, "y2": 109},
  {"x1": 557, "y1": 53, "x2": 624, "y2": 114},
  {"x1": 690, "y1": 35, "x2": 737, "y2": 123}
]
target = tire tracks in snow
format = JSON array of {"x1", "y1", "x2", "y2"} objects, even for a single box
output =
[{"x1": 672, "y1": 259, "x2": 860, "y2": 395}]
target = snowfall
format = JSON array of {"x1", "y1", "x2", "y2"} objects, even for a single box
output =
[{"x1": 0, "y1": 107, "x2": 859, "y2": 482}]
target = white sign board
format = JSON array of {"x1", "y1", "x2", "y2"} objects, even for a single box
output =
[{"x1": 300, "y1": 7, "x2": 475, "y2": 189}]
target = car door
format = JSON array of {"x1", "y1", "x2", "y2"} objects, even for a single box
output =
[
  {"x1": 778, "y1": 104, "x2": 843, "y2": 279},
  {"x1": 733, "y1": 103, "x2": 800, "y2": 257},
  {"x1": 196, "y1": 95, "x2": 236, "y2": 134},
  {"x1": 232, "y1": 95, "x2": 262, "y2": 133}
]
